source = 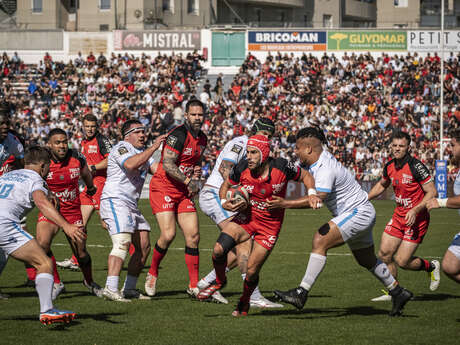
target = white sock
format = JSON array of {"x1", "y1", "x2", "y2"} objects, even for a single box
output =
[
  {"x1": 300, "y1": 253, "x2": 327, "y2": 291},
  {"x1": 35, "y1": 273, "x2": 53, "y2": 313},
  {"x1": 106, "y1": 275, "x2": 119, "y2": 292},
  {"x1": 369, "y1": 259, "x2": 397, "y2": 290},
  {"x1": 123, "y1": 274, "x2": 138, "y2": 291}
]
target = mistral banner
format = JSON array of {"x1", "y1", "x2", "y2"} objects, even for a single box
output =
[
  {"x1": 327, "y1": 31, "x2": 406, "y2": 51},
  {"x1": 114, "y1": 30, "x2": 201, "y2": 51},
  {"x1": 408, "y1": 31, "x2": 460, "y2": 52},
  {"x1": 248, "y1": 31, "x2": 327, "y2": 51}
]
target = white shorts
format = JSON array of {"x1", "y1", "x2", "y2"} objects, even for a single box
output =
[
  {"x1": 331, "y1": 203, "x2": 376, "y2": 250},
  {"x1": 100, "y1": 198, "x2": 151, "y2": 235},
  {"x1": 0, "y1": 222, "x2": 33, "y2": 255},
  {"x1": 199, "y1": 185, "x2": 236, "y2": 225},
  {"x1": 447, "y1": 232, "x2": 460, "y2": 260}
]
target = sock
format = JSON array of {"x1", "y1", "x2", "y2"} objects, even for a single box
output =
[
  {"x1": 123, "y1": 274, "x2": 138, "y2": 291},
  {"x1": 106, "y1": 275, "x2": 119, "y2": 292},
  {"x1": 47, "y1": 252, "x2": 61, "y2": 284},
  {"x1": 77, "y1": 254, "x2": 93, "y2": 284},
  {"x1": 241, "y1": 273, "x2": 262, "y2": 300},
  {"x1": 25, "y1": 264, "x2": 37, "y2": 281},
  {"x1": 129, "y1": 243, "x2": 135, "y2": 256},
  {"x1": 185, "y1": 247, "x2": 199, "y2": 288},
  {"x1": 240, "y1": 277, "x2": 259, "y2": 304},
  {"x1": 212, "y1": 254, "x2": 227, "y2": 285},
  {"x1": 300, "y1": 253, "x2": 327, "y2": 291},
  {"x1": 148, "y1": 243, "x2": 168, "y2": 277},
  {"x1": 416, "y1": 257, "x2": 434, "y2": 272},
  {"x1": 369, "y1": 259, "x2": 398, "y2": 290},
  {"x1": 35, "y1": 273, "x2": 53, "y2": 313}
]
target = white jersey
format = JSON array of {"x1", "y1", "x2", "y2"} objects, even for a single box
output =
[
  {"x1": 101, "y1": 141, "x2": 154, "y2": 206},
  {"x1": 454, "y1": 170, "x2": 460, "y2": 216},
  {"x1": 0, "y1": 169, "x2": 48, "y2": 224},
  {"x1": 309, "y1": 150, "x2": 369, "y2": 217},
  {"x1": 0, "y1": 132, "x2": 24, "y2": 166},
  {"x1": 205, "y1": 135, "x2": 248, "y2": 188}
]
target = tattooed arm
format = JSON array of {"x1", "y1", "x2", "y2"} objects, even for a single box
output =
[{"x1": 162, "y1": 148, "x2": 200, "y2": 195}]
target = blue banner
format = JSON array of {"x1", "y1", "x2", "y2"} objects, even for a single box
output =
[
  {"x1": 435, "y1": 160, "x2": 448, "y2": 198},
  {"x1": 248, "y1": 31, "x2": 327, "y2": 51}
]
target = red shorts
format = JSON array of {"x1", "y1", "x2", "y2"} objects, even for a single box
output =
[
  {"x1": 149, "y1": 189, "x2": 196, "y2": 215},
  {"x1": 233, "y1": 213, "x2": 281, "y2": 251},
  {"x1": 384, "y1": 211, "x2": 430, "y2": 244},
  {"x1": 80, "y1": 179, "x2": 105, "y2": 210},
  {"x1": 38, "y1": 209, "x2": 83, "y2": 227}
]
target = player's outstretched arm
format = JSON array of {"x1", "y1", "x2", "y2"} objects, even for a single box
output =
[
  {"x1": 124, "y1": 134, "x2": 167, "y2": 171},
  {"x1": 427, "y1": 194, "x2": 460, "y2": 210},
  {"x1": 32, "y1": 190, "x2": 86, "y2": 243},
  {"x1": 367, "y1": 178, "x2": 390, "y2": 200}
]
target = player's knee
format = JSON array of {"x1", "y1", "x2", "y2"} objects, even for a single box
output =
[
  {"x1": 160, "y1": 230, "x2": 176, "y2": 244},
  {"x1": 378, "y1": 249, "x2": 393, "y2": 263},
  {"x1": 215, "y1": 232, "x2": 236, "y2": 258},
  {"x1": 110, "y1": 233, "x2": 132, "y2": 261},
  {"x1": 394, "y1": 256, "x2": 409, "y2": 268},
  {"x1": 38, "y1": 256, "x2": 53, "y2": 274},
  {"x1": 185, "y1": 232, "x2": 200, "y2": 247}
]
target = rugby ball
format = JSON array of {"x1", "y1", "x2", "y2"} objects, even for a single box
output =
[{"x1": 226, "y1": 185, "x2": 249, "y2": 206}]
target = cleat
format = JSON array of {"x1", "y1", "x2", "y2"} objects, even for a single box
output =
[
  {"x1": 273, "y1": 286, "x2": 308, "y2": 310},
  {"x1": 186, "y1": 286, "x2": 200, "y2": 299},
  {"x1": 102, "y1": 287, "x2": 131, "y2": 302},
  {"x1": 210, "y1": 290, "x2": 228, "y2": 304},
  {"x1": 24, "y1": 278, "x2": 35, "y2": 288},
  {"x1": 39, "y1": 308, "x2": 76, "y2": 325},
  {"x1": 51, "y1": 282, "x2": 65, "y2": 301},
  {"x1": 429, "y1": 260, "x2": 441, "y2": 291},
  {"x1": 197, "y1": 280, "x2": 226, "y2": 301},
  {"x1": 144, "y1": 273, "x2": 157, "y2": 297},
  {"x1": 0, "y1": 290, "x2": 9, "y2": 299},
  {"x1": 250, "y1": 295, "x2": 283, "y2": 308},
  {"x1": 232, "y1": 300, "x2": 250, "y2": 317},
  {"x1": 83, "y1": 280, "x2": 103, "y2": 298},
  {"x1": 56, "y1": 258, "x2": 79, "y2": 271},
  {"x1": 122, "y1": 289, "x2": 152, "y2": 300},
  {"x1": 371, "y1": 289, "x2": 392, "y2": 302},
  {"x1": 389, "y1": 286, "x2": 413, "y2": 317}
]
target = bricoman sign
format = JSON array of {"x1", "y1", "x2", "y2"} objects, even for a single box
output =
[
  {"x1": 114, "y1": 30, "x2": 201, "y2": 50},
  {"x1": 248, "y1": 31, "x2": 327, "y2": 51},
  {"x1": 327, "y1": 31, "x2": 406, "y2": 51},
  {"x1": 408, "y1": 31, "x2": 460, "y2": 51}
]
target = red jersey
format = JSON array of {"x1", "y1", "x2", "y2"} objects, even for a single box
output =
[
  {"x1": 382, "y1": 154, "x2": 432, "y2": 217},
  {"x1": 151, "y1": 124, "x2": 207, "y2": 194},
  {"x1": 229, "y1": 158, "x2": 301, "y2": 225},
  {"x1": 46, "y1": 149, "x2": 87, "y2": 211},
  {"x1": 80, "y1": 132, "x2": 112, "y2": 180}
]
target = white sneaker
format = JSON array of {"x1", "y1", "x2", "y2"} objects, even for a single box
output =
[
  {"x1": 51, "y1": 282, "x2": 65, "y2": 300},
  {"x1": 186, "y1": 286, "x2": 199, "y2": 298},
  {"x1": 145, "y1": 273, "x2": 157, "y2": 297},
  {"x1": 429, "y1": 260, "x2": 441, "y2": 291},
  {"x1": 371, "y1": 290, "x2": 392, "y2": 302},
  {"x1": 102, "y1": 287, "x2": 131, "y2": 302},
  {"x1": 250, "y1": 295, "x2": 283, "y2": 308},
  {"x1": 0, "y1": 290, "x2": 9, "y2": 299},
  {"x1": 84, "y1": 280, "x2": 103, "y2": 298},
  {"x1": 122, "y1": 289, "x2": 151, "y2": 300},
  {"x1": 197, "y1": 279, "x2": 210, "y2": 290},
  {"x1": 56, "y1": 258, "x2": 79, "y2": 270},
  {"x1": 210, "y1": 290, "x2": 228, "y2": 304}
]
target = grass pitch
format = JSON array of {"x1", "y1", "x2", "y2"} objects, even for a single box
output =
[{"x1": 0, "y1": 200, "x2": 459, "y2": 345}]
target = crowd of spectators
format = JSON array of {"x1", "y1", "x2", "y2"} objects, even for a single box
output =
[{"x1": 0, "y1": 49, "x2": 459, "y2": 182}]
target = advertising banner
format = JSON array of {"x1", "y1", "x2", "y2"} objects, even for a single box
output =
[
  {"x1": 408, "y1": 31, "x2": 460, "y2": 52},
  {"x1": 327, "y1": 31, "x2": 406, "y2": 51},
  {"x1": 248, "y1": 31, "x2": 327, "y2": 51},
  {"x1": 114, "y1": 30, "x2": 201, "y2": 50},
  {"x1": 435, "y1": 160, "x2": 448, "y2": 198}
]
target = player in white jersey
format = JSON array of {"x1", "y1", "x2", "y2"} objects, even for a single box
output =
[
  {"x1": 427, "y1": 129, "x2": 460, "y2": 283},
  {"x1": 271, "y1": 127, "x2": 413, "y2": 317},
  {"x1": 100, "y1": 119, "x2": 165, "y2": 302},
  {"x1": 0, "y1": 146, "x2": 85, "y2": 324},
  {"x1": 197, "y1": 118, "x2": 283, "y2": 308}
]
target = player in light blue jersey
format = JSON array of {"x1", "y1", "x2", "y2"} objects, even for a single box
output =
[
  {"x1": 427, "y1": 129, "x2": 460, "y2": 284},
  {"x1": 271, "y1": 127, "x2": 413, "y2": 317}
]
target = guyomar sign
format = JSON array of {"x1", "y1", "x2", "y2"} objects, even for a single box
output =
[
  {"x1": 114, "y1": 30, "x2": 201, "y2": 50},
  {"x1": 248, "y1": 31, "x2": 327, "y2": 51},
  {"x1": 327, "y1": 31, "x2": 406, "y2": 51}
]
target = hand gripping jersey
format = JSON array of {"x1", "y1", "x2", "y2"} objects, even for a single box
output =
[
  {"x1": 205, "y1": 135, "x2": 248, "y2": 188},
  {"x1": 382, "y1": 154, "x2": 432, "y2": 217},
  {"x1": 46, "y1": 149, "x2": 86, "y2": 213},
  {"x1": 101, "y1": 141, "x2": 155, "y2": 205},
  {"x1": 0, "y1": 132, "x2": 24, "y2": 176},
  {"x1": 308, "y1": 150, "x2": 369, "y2": 217},
  {"x1": 229, "y1": 158, "x2": 301, "y2": 225},
  {"x1": 151, "y1": 124, "x2": 207, "y2": 194},
  {"x1": 80, "y1": 132, "x2": 112, "y2": 179},
  {"x1": 0, "y1": 169, "x2": 48, "y2": 224}
]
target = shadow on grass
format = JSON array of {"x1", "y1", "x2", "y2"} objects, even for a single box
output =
[
  {"x1": 413, "y1": 293, "x2": 460, "y2": 302},
  {"x1": 1, "y1": 312, "x2": 125, "y2": 325}
]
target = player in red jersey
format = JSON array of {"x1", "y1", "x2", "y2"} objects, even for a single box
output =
[
  {"x1": 32, "y1": 128, "x2": 103, "y2": 299},
  {"x1": 56, "y1": 114, "x2": 112, "y2": 270},
  {"x1": 145, "y1": 99, "x2": 207, "y2": 297},
  {"x1": 368, "y1": 130, "x2": 439, "y2": 301},
  {"x1": 196, "y1": 135, "x2": 320, "y2": 316}
]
